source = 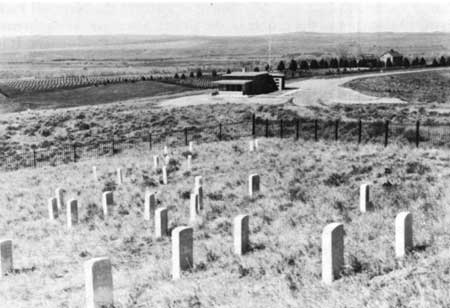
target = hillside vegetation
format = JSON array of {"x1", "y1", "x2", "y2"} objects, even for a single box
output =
[
  {"x1": 343, "y1": 71, "x2": 450, "y2": 105},
  {"x1": 0, "y1": 138, "x2": 449, "y2": 307}
]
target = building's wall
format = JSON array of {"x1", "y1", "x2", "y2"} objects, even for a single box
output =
[{"x1": 244, "y1": 75, "x2": 277, "y2": 95}]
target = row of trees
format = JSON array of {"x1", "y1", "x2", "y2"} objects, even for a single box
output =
[
  {"x1": 276, "y1": 56, "x2": 450, "y2": 72},
  {"x1": 171, "y1": 55, "x2": 449, "y2": 79}
]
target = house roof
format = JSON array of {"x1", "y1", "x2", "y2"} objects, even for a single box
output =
[
  {"x1": 381, "y1": 49, "x2": 402, "y2": 57},
  {"x1": 222, "y1": 72, "x2": 268, "y2": 77},
  {"x1": 213, "y1": 80, "x2": 253, "y2": 85}
]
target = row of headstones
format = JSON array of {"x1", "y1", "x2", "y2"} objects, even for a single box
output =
[
  {"x1": 83, "y1": 212, "x2": 250, "y2": 308},
  {"x1": 97, "y1": 139, "x2": 260, "y2": 185},
  {"x1": 0, "y1": 212, "x2": 251, "y2": 307},
  {"x1": 324, "y1": 183, "x2": 413, "y2": 284},
  {"x1": 46, "y1": 173, "x2": 261, "y2": 231}
]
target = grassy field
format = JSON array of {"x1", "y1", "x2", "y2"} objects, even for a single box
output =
[
  {"x1": 343, "y1": 71, "x2": 450, "y2": 105},
  {"x1": 1, "y1": 32, "x2": 449, "y2": 79},
  {"x1": 0, "y1": 138, "x2": 449, "y2": 307},
  {"x1": 0, "y1": 79, "x2": 199, "y2": 113}
]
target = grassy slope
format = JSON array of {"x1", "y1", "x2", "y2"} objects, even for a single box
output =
[
  {"x1": 0, "y1": 80, "x2": 198, "y2": 113},
  {"x1": 0, "y1": 138, "x2": 449, "y2": 307},
  {"x1": 343, "y1": 71, "x2": 450, "y2": 105}
]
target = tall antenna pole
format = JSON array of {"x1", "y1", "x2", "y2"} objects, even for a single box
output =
[{"x1": 268, "y1": 23, "x2": 272, "y2": 71}]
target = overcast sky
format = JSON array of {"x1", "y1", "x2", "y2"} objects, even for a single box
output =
[{"x1": 0, "y1": 1, "x2": 449, "y2": 37}]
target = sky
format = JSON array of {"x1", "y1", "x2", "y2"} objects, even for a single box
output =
[{"x1": 0, "y1": 1, "x2": 449, "y2": 37}]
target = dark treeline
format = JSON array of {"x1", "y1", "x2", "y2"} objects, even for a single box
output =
[{"x1": 274, "y1": 55, "x2": 450, "y2": 72}]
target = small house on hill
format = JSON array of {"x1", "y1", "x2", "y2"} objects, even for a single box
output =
[
  {"x1": 213, "y1": 71, "x2": 283, "y2": 95},
  {"x1": 379, "y1": 49, "x2": 403, "y2": 66}
]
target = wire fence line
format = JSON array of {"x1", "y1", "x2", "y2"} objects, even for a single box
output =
[{"x1": 2, "y1": 115, "x2": 450, "y2": 172}]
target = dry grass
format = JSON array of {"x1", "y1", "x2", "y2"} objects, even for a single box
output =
[{"x1": 0, "y1": 137, "x2": 449, "y2": 307}]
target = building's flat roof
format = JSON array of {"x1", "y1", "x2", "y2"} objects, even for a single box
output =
[
  {"x1": 222, "y1": 72, "x2": 268, "y2": 77},
  {"x1": 269, "y1": 73, "x2": 285, "y2": 77},
  {"x1": 213, "y1": 80, "x2": 252, "y2": 85}
]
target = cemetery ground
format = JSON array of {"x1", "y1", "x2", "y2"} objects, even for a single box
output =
[{"x1": 1, "y1": 137, "x2": 450, "y2": 307}]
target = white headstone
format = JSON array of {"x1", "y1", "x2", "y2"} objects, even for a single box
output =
[
  {"x1": 360, "y1": 183, "x2": 371, "y2": 212},
  {"x1": 144, "y1": 192, "x2": 156, "y2": 221},
  {"x1": 48, "y1": 197, "x2": 58, "y2": 220},
  {"x1": 155, "y1": 207, "x2": 168, "y2": 238},
  {"x1": 55, "y1": 187, "x2": 65, "y2": 210},
  {"x1": 84, "y1": 257, "x2": 114, "y2": 308},
  {"x1": 116, "y1": 168, "x2": 123, "y2": 185},
  {"x1": 163, "y1": 146, "x2": 168, "y2": 156},
  {"x1": 189, "y1": 193, "x2": 199, "y2": 224},
  {"x1": 249, "y1": 140, "x2": 254, "y2": 152},
  {"x1": 0, "y1": 239, "x2": 13, "y2": 276},
  {"x1": 92, "y1": 166, "x2": 98, "y2": 181},
  {"x1": 102, "y1": 191, "x2": 114, "y2": 217},
  {"x1": 254, "y1": 139, "x2": 259, "y2": 149},
  {"x1": 172, "y1": 226, "x2": 193, "y2": 280},
  {"x1": 248, "y1": 174, "x2": 260, "y2": 197},
  {"x1": 234, "y1": 214, "x2": 250, "y2": 255},
  {"x1": 395, "y1": 211, "x2": 413, "y2": 258},
  {"x1": 67, "y1": 199, "x2": 79, "y2": 229},
  {"x1": 189, "y1": 141, "x2": 194, "y2": 152},
  {"x1": 194, "y1": 176, "x2": 202, "y2": 189},
  {"x1": 187, "y1": 155, "x2": 192, "y2": 171},
  {"x1": 322, "y1": 223, "x2": 344, "y2": 284},
  {"x1": 162, "y1": 166, "x2": 168, "y2": 185},
  {"x1": 164, "y1": 155, "x2": 170, "y2": 165},
  {"x1": 153, "y1": 155, "x2": 159, "y2": 169}
]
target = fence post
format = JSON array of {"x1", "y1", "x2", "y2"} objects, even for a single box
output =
[
  {"x1": 73, "y1": 144, "x2": 77, "y2": 163},
  {"x1": 415, "y1": 120, "x2": 420, "y2": 148},
  {"x1": 219, "y1": 123, "x2": 222, "y2": 141},
  {"x1": 280, "y1": 119, "x2": 283, "y2": 138},
  {"x1": 265, "y1": 119, "x2": 269, "y2": 138},
  {"x1": 335, "y1": 119, "x2": 339, "y2": 141},
  {"x1": 384, "y1": 120, "x2": 389, "y2": 147},
  {"x1": 184, "y1": 128, "x2": 188, "y2": 146},
  {"x1": 33, "y1": 149, "x2": 36, "y2": 168},
  {"x1": 295, "y1": 118, "x2": 299, "y2": 140},
  {"x1": 111, "y1": 139, "x2": 115, "y2": 155},
  {"x1": 314, "y1": 119, "x2": 318, "y2": 141},
  {"x1": 252, "y1": 113, "x2": 256, "y2": 136},
  {"x1": 149, "y1": 132, "x2": 152, "y2": 150},
  {"x1": 358, "y1": 119, "x2": 362, "y2": 144}
]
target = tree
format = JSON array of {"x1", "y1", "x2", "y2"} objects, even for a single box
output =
[
  {"x1": 310, "y1": 59, "x2": 319, "y2": 69},
  {"x1": 181, "y1": 73, "x2": 186, "y2": 79},
  {"x1": 189, "y1": 71, "x2": 195, "y2": 78},
  {"x1": 319, "y1": 58, "x2": 329, "y2": 69},
  {"x1": 419, "y1": 57, "x2": 427, "y2": 66},
  {"x1": 174, "y1": 73, "x2": 179, "y2": 79},
  {"x1": 330, "y1": 58, "x2": 339, "y2": 68},
  {"x1": 386, "y1": 58, "x2": 393, "y2": 67},
  {"x1": 277, "y1": 60, "x2": 286, "y2": 71},
  {"x1": 253, "y1": 67, "x2": 260, "y2": 72},
  {"x1": 288, "y1": 59, "x2": 298, "y2": 72},
  {"x1": 196, "y1": 68, "x2": 203, "y2": 78},
  {"x1": 412, "y1": 57, "x2": 420, "y2": 66},
  {"x1": 226, "y1": 68, "x2": 231, "y2": 74},
  {"x1": 265, "y1": 64, "x2": 270, "y2": 71},
  {"x1": 439, "y1": 56, "x2": 447, "y2": 66},
  {"x1": 432, "y1": 58, "x2": 439, "y2": 67},
  {"x1": 403, "y1": 57, "x2": 410, "y2": 67},
  {"x1": 349, "y1": 58, "x2": 357, "y2": 68},
  {"x1": 339, "y1": 58, "x2": 349, "y2": 68},
  {"x1": 211, "y1": 69, "x2": 217, "y2": 77},
  {"x1": 300, "y1": 60, "x2": 309, "y2": 70}
]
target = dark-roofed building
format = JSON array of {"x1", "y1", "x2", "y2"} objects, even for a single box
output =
[
  {"x1": 380, "y1": 49, "x2": 403, "y2": 66},
  {"x1": 213, "y1": 71, "x2": 282, "y2": 95}
]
